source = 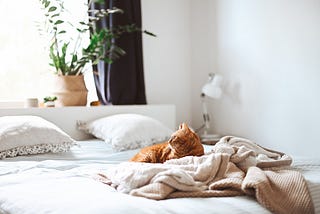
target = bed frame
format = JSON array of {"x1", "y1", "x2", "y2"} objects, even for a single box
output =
[{"x1": 0, "y1": 104, "x2": 176, "y2": 140}]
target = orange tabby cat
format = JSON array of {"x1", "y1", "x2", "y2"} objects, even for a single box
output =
[{"x1": 130, "y1": 123, "x2": 204, "y2": 163}]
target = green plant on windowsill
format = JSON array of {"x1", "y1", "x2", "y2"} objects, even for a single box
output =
[
  {"x1": 38, "y1": 0, "x2": 155, "y2": 76},
  {"x1": 43, "y1": 96, "x2": 57, "y2": 103},
  {"x1": 43, "y1": 96, "x2": 57, "y2": 107}
]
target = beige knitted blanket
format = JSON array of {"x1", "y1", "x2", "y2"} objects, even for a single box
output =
[{"x1": 99, "y1": 136, "x2": 314, "y2": 214}]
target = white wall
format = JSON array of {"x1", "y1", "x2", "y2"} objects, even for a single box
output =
[
  {"x1": 142, "y1": 0, "x2": 320, "y2": 157},
  {"x1": 190, "y1": 0, "x2": 219, "y2": 132},
  {"x1": 191, "y1": 0, "x2": 320, "y2": 157},
  {"x1": 141, "y1": 0, "x2": 192, "y2": 127}
]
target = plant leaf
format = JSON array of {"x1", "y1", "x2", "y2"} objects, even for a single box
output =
[
  {"x1": 144, "y1": 30, "x2": 157, "y2": 37},
  {"x1": 48, "y1": 6, "x2": 57, "y2": 12},
  {"x1": 51, "y1": 13, "x2": 60, "y2": 18},
  {"x1": 45, "y1": 1, "x2": 50, "y2": 8},
  {"x1": 54, "y1": 20, "x2": 64, "y2": 25}
]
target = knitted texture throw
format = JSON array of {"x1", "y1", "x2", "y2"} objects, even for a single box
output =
[{"x1": 99, "y1": 136, "x2": 314, "y2": 214}]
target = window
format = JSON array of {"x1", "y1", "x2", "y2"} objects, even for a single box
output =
[{"x1": 0, "y1": 0, "x2": 96, "y2": 103}]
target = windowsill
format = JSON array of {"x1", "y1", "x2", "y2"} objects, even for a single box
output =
[
  {"x1": 0, "y1": 101, "x2": 25, "y2": 108},
  {"x1": 0, "y1": 101, "x2": 96, "y2": 108},
  {"x1": 0, "y1": 100, "x2": 104, "y2": 108}
]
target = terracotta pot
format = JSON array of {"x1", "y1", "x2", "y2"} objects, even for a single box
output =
[{"x1": 51, "y1": 75, "x2": 88, "y2": 107}]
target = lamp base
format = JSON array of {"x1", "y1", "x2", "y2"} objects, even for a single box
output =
[{"x1": 200, "y1": 134, "x2": 221, "y2": 145}]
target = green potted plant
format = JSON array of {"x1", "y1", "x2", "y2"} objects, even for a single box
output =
[
  {"x1": 43, "y1": 96, "x2": 58, "y2": 107},
  {"x1": 38, "y1": 0, "x2": 154, "y2": 106}
]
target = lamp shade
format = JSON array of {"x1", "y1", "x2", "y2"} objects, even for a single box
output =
[{"x1": 201, "y1": 73, "x2": 222, "y2": 99}]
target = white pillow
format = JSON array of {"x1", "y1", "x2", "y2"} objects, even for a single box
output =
[
  {"x1": 78, "y1": 114, "x2": 173, "y2": 151},
  {"x1": 0, "y1": 115, "x2": 75, "y2": 159}
]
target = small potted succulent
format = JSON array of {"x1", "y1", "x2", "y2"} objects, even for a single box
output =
[{"x1": 43, "y1": 96, "x2": 58, "y2": 107}]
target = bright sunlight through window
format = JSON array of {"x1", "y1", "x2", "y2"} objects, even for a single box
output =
[{"x1": 0, "y1": 0, "x2": 96, "y2": 102}]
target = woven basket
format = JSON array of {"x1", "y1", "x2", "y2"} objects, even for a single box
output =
[{"x1": 52, "y1": 75, "x2": 88, "y2": 106}]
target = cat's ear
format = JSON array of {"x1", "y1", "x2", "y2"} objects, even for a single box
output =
[{"x1": 179, "y1": 123, "x2": 189, "y2": 130}]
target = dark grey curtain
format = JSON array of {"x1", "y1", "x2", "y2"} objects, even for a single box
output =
[{"x1": 91, "y1": 0, "x2": 147, "y2": 105}]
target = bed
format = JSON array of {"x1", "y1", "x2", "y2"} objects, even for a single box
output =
[{"x1": 0, "y1": 105, "x2": 319, "y2": 214}]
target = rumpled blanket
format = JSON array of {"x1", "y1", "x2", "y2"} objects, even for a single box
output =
[{"x1": 98, "y1": 136, "x2": 314, "y2": 214}]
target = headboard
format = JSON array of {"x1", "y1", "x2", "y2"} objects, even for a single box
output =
[{"x1": 0, "y1": 104, "x2": 176, "y2": 140}]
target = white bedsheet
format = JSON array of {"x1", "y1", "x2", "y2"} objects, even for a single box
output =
[{"x1": 0, "y1": 140, "x2": 319, "y2": 214}]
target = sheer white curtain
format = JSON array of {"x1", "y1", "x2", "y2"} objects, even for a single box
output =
[{"x1": 0, "y1": 0, "x2": 96, "y2": 103}]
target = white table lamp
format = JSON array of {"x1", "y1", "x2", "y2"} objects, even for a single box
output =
[{"x1": 197, "y1": 73, "x2": 222, "y2": 144}]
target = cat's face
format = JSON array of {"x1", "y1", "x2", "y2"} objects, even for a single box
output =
[{"x1": 168, "y1": 123, "x2": 204, "y2": 157}]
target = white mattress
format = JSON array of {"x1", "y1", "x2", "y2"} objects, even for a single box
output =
[{"x1": 0, "y1": 140, "x2": 319, "y2": 214}]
